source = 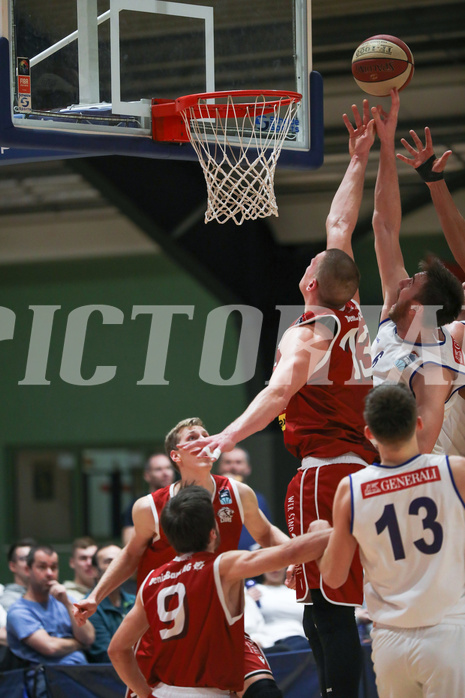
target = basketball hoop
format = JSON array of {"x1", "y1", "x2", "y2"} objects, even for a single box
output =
[{"x1": 152, "y1": 90, "x2": 302, "y2": 225}]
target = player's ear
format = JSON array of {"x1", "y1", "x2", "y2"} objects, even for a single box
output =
[
  {"x1": 364, "y1": 425, "x2": 377, "y2": 446},
  {"x1": 416, "y1": 415, "x2": 424, "y2": 431},
  {"x1": 170, "y1": 449, "x2": 181, "y2": 465}
]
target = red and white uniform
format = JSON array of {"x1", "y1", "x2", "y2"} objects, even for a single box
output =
[
  {"x1": 137, "y1": 475, "x2": 244, "y2": 588},
  {"x1": 136, "y1": 476, "x2": 272, "y2": 686},
  {"x1": 280, "y1": 302, "x2": 377, "y2": 604},
  {"x1": 140, "y1": 551, "x2": 244, "y2": 696}
]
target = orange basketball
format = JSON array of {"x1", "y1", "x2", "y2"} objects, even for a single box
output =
[{"x1": 351, "y1": 35, "x2": 414, "y2": 96}]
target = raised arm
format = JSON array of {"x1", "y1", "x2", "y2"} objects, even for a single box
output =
[
  {"x1": 73, "y1": 497, "x2": 154, "y2": 625},
  {"x1": 397, "y1": 127, "x2": 465, "y2": 271},
  {"x1": 371, "y1": 89, "x2": 407, "y2": 321},
  {"x1": 179, "y1": 322, "x2": 332, "y2": 457},
  {"x1": 326, "y1": 101, "x2": 375, "y2": 304},
  {"x1": 236, "y1": 481, "x2": 289, "y2": 548},
  {"x1": 411, "y1": 365, "x2": 453, "y2": 453}
]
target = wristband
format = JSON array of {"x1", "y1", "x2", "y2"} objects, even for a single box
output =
[{"x1": 415, "y1": 154, "x2": 444, "y2": 182}]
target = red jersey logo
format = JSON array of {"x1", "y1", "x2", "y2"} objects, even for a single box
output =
[
  {"x1": 452, "y1": 337, "x2": 465, "y2": 366},
  {"x1": 361, "y1": 466, "x2": 441, "y2": 498}
]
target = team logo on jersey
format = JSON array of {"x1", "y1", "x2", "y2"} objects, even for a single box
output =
[
  {"x1": 217, "y1": 506, "x2": 234, "y2": 523},
  {"x1": 219, "y1": 487, "x2": 232, "y2": 505},
  {"x1": 361, "y1": 466, "x2": 441, "y2": 498},
  {"x1": 372, "y1": 350, "x2": 384, "y2": 368},
  {"x1": 278, "y1": 413, "x2": 286, "y2": 431},
  {"x1": 452, "y1": 337, "x2": 465, "y2": 365},
  {"x1": 395, "y1": 352, "x2": 417, "y2": 372}
]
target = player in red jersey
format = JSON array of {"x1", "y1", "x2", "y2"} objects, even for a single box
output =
[
  {"x1": 74, "y1": 418, "x2": 288, "y2": 697},
  {"x1": 108, "y1": 485, "x2": 331, "y2": 698},
  {"x1": 181, "y1": 101, "x2": 378, "y2": 698}
]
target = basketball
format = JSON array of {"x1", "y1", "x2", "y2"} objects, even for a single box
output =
[{"x1": 351, "y1": 35, "x2": 414, "y2": 96}]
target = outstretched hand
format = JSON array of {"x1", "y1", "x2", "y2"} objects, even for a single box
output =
[
  {"x1": 72, "y1": 598, "x2": 97, "y2": 626},
  {"x1": 343, "y1": 99, "x2": 375, "y2": 157},
  {"x1": 396, "y1": 126, "x2": 452, "y2": 172},
  {"x1": 179, "y1": 433, "x2": 235, "y2": 460},
  {"x1": 370, "y1": 88, "x2": 400, "y2": 144}
]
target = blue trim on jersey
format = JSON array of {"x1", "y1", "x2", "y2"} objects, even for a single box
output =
[
  {"x1": 393, "y1": 324, "x2": 447, "y2": 348},
  {"x1": 408, "y1": 360, "x2": 465, "y2": 401},
  {"x1": 370, "y1": 454, "x2": 423, "y2": 470},
  {"x1": 378, "y1": 318, "x2": 391, "y2": 329},
  {"x1": 446, "y1": 455, "x2": 465, "y2": 510},
  {"x1": 349, "y1": 475, "x2": 355, "y2": 535}
]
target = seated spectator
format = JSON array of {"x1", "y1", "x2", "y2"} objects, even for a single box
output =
[
  {"x1": 216, "y1": 448, "x2": 273, "y2": 551},
  {"x1": 63, "y1": 537, "x2": 98, "y2": 601},
  {"x1": 86, "y1": 544, "x2": 135, "y2": 663},
  {"x1": 7, "y1": 544, "x2": 94, "y2": 666},
  {"x1": 0, "y1": 538, "x2": 36, "y2": 611},
  {"x1": 244, "y1": 568, "x2": 308, "y2": 653}
]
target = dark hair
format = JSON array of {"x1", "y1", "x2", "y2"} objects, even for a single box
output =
[
  {"x1": 7, "y1": 538, "x2": 37, "y2": 563},
  {"x1": 364, "y1": 384, "x2": 417, "y2": 443},
  {"x1": 27, "y1": 544, "x2": 57, "y2": 568},
  {"x1": 92, "y1": 542, "x2": 120, "y2": 570},
  {"x1": 160, "y1": 485, "x2": 216, "y2": 554},
  {"x1": 316, "y1": 249, "x2": 360, "y2": 308},
  {"x1": 71, "y1": 537, "x2": 96, "y2": 555},
  {"x1": 144, "y1": 453, "x2": 170, "y2": 471},
  {"x1": 415, "y1": 257, "x2": 463, "y2": 326},
  {"x1": 164, "y1": 418, "x2": 206, "y2": 471}
]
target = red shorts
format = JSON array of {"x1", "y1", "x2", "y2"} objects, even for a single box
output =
[
  {"x1": 135, "y1": 630, "x2": 271, "y2": 686},
  {"x1": 285, "y1": 462, "x2": 365, "y2": 605}
]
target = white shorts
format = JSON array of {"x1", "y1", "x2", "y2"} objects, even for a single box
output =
[{"x1": 372, "y1": 622, "x2": 465, "y2": 698}]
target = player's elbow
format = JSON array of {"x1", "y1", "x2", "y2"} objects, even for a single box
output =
[{"x1": 319, "y1": 562, "x2": 349, "y2": 590}]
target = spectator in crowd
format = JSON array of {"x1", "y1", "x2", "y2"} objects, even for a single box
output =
[
  {"x1": 7, "y1": 544, "x2": 94, "y2": 666},
  {"x1": 121, "y1": 453, "x2": 175, "y2": 546},
  {"x1": 0, "y1": 538, "x2": 36, "y2": 612},
  {"x1": 244, "y1": 569, "x2": 308, "y2": 653},
  {"x1": 86, "y1": 544, "x2": 135, "y2": 663},
  {"x1": 217, "y1": 448, "x2": 273, "y2": 551},
  {"x1": 63, "y1": 537, "x2": 98, "y2": 601}
]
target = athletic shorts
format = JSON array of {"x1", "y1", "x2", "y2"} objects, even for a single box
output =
[
  {"x1": 371, "y1": 622, "x2": 465, "y2": 698},
  {"x1": 135, "y1": 630, "x2": 272, "y2": 685},
  {"x1": 285, "y1": 461, "x2": 364, "y2": 605}
]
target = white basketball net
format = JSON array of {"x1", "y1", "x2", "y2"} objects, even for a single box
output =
[{"x1": 180, "y1": 94, "x2": 301, "y2": 225}]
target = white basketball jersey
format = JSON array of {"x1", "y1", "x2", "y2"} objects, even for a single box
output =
[
  {"x1": 372, "y1": 320, "x2": 465, "y2": 454},
  {"x1": 351, "y1": 453, "x2": 465, "y2": 627}
]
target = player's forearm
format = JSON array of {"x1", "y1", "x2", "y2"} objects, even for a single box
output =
[
  {"x1": 428, "y1": 180, "x2": 465, "y2": 272},
  {"x1": 258, "y1": 524, "x2": 290, "y2": 548},
  {"x1": 222, "y1": 385, "x2": 289, "y2": 445},
  {"x1": 326, "y1": 151, "x2": 370, "y2": 253},
  {"x1": 87, "y1": 548, "x2": 139, "y2": 606},
  {"x1": 108, "y1": 647, "x2": 152, "y2": 698},
  {"x1": 373, "y1": 141, "x2": 402, "y2": 241},
  {"x1": 317, "y1": 546, "x2": 351, "y2": 589}
]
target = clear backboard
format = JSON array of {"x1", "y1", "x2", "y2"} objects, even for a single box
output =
[{"x1": 0, "y1": 0, "x2": 323, "y2": 167}]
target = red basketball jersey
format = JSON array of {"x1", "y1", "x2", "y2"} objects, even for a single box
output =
[
  {"x1": 141, "y1": 551, "x2": 244, "y2": 691},
  {"x1": 137, "y1": 475, "x2": 244, "y2": 587},
  {"x1": 276, "y1": 301, "x2": 376, "y2": 462}
]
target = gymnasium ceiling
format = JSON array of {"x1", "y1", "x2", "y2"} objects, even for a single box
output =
[{"x1": 1, "y1": 0, "x2": 465, "y2": 315}]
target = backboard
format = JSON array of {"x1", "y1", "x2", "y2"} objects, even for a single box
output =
[{"x1": 0, "y1": 0, "x2": 323, "y2": 167}]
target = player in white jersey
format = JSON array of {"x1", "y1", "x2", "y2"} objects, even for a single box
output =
[
  {"x1": 369, "y1": 90, "x2": 464, "y2": 453},
  {"x1": 316, "y1": 383, "x2": 465, "y2": 698}
]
